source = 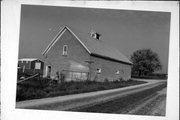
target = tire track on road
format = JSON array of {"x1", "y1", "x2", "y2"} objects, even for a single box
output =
[{"x1": 73, "y1": 83, "x2": 166, "y2": 113}]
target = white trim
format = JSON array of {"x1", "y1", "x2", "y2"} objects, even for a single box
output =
[
  {"x1": 45, "y1": 66, "x2": 48, "y2": 77},
  {"x1": 18, "y1": 58, "x2": 44, "y2": 63},
  {"x1": 42, "y1": 27, "x2": 67, "y2": 55},
  {"x1": 19, "y1": 58, "x2": 38, "y2": 62},
  {"x1": 66, "y1": 26, "x2": 91, "y2": 54},
  {"x1": 42, "y1": 26, "x2": 91, "y2": 55}
]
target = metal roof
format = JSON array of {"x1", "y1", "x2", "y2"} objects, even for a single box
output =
[
  {"x1": 19, "y1": 58, "x2": 41, "y2": 62},
  {"x1": 43, "y1": 26, "x2": 132, "y2": 65}
]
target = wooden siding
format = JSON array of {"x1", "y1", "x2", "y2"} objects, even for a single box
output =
[{"x1": 90, "y1": 55, "x2": 132, "y2": 81}]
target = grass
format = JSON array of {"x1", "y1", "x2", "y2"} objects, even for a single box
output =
[
  {"x1": 131, "y1": 75, "x2": 167, "y2": 80},
  {"x1": 16, "y1": 78, "x2": 147, "y2": 102}
]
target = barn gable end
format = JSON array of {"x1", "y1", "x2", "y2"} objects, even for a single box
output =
[
  {"x1": 42, "y1": 27, "x2": 91, "y2": 56},
  {"x1": 42, "y1": 27, "x2": 91, "y2": 79}
]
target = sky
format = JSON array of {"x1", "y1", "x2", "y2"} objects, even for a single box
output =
[{"x1": 18, "y1": 5, "x2": 170, "y2": 73}]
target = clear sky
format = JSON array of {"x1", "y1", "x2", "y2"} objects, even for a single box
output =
[{"x1": 18, "y1": 5, "x2": 170, "y2": 73}]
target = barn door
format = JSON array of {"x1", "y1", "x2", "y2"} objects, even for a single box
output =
[{"x1": 46, "y1": 66, "x2": 51, "y2": 77}]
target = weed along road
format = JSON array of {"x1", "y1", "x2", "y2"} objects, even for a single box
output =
[{"x1": 16, "y1": 79, "x2": 167, "y2": 116}]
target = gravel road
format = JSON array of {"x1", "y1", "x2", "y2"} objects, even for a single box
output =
[
  {"x1": 133, "y1": 88, "x2": 166, "y2": 116},
  {"x1": 75, "y1": 83, "x2": 167, "y2": 116}
]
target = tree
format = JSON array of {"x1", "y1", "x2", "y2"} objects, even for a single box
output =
[{"x1": 130, "y1": 49, "x2": 162, "y2": 76}]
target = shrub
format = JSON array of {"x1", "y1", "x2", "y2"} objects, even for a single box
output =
[
  {"x1": 118, "y1": 77, "x2": 124, "y2": 81},
  {"x1": 93, "y1": 75, "x2": 98, "y2": 82},
  {"x1": 104, "y1": 78, "x2": 109, "y2": 83},
  {"x1": 113, "y1": 80, "x2": 120, "y2": 83}
]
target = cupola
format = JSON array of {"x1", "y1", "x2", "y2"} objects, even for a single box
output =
[{"x1": 90, "y1": 30, "x2": 101, "y2": 40}]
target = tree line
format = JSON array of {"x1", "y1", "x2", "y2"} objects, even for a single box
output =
[{"x1": 130, "y1": 49, "x2": 162, "y2": 76}]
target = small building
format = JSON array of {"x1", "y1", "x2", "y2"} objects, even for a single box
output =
[
  {"x1": 18, "y1": 58, "x2": 44, "y2": 75},
  {"x1": 42, "y1": 26, "x2": 132, "y2": 81}
]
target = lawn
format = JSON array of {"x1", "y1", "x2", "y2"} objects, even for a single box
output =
[{"x1": 16, "y1": 78, "x2": 147, "y2": 102}]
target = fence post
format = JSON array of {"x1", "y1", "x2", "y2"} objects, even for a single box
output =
[
  {"x1": 56, "y1": 72, "x2": 60, "y2": 84},
  {"x1": 23, "y1": 66, "x2": 25, "y2": 73}
]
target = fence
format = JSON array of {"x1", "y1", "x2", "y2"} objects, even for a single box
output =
[
  {"x1": 18, "y1": 68, "x2": 43, "y2": 76},
  {"x1": 17, "y1": 73, "x2": 39, "y2": 84}
]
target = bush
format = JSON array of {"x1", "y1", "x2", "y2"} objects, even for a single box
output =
[
  {"x1": 104, "y1": 78, "x2": 109, "y2": 83},
  {"x1": 93, "y1": 75, "x2": 98, "y2": 82}
]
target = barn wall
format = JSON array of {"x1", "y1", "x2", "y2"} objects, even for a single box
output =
[
  {"x1": 90, "y1": 55, "x2": 132, "y2": 81},
  {"x1": 44, "y1": 29, "x2": 90, "y2": 79}
]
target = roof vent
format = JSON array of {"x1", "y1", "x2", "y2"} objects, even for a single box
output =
[{"x1": 90, "y1": 30, "x2": 101, "y2": 40}]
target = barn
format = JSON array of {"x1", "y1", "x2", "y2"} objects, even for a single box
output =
[
  {"x1": 18, "y1": 58, "x2": 44, "y2": 75},
  {"x1": 42, "y1": 26, "x2": 132, "y2": 82}
]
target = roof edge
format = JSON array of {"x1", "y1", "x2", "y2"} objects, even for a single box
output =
[
  {"x1": 42, "y1": 27, "x2": 66, "y2": 55},
  {"x1": 18, "y1": 58, "x2": 44, "y2": 62},
  {"x1": 65, "y1": 26, "x2": 91, "y2": 54},
  {"x1": 42, "y1": 26, "x2": 91, "y2": 55},
  {"x1": 91, "y1": 53, "x2": 133, "y2": 65}
]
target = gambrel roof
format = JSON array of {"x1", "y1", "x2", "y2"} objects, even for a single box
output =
[{"x1": 42, "y1": 26, "x2": 132, "y2": 65}]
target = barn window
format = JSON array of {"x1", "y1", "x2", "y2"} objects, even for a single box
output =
[
  {"x1": 90, "y1": 31, "x2": 101, "y2": 40},
  {"x1": 96, "y1": 34, "x2": 100, "y2": 40},
  {"x1": 63, "y1": 45, "x2": 68, "y2": 55},
  {"x1": 97, "y1": 68, "x2": 101, "y2": 74},
  {"x1": 35, "y1": 62, "x2": 41, "y2": 69},
  {"x1": 116, "y1": 70, "x2": 120, "y2": 74}
]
